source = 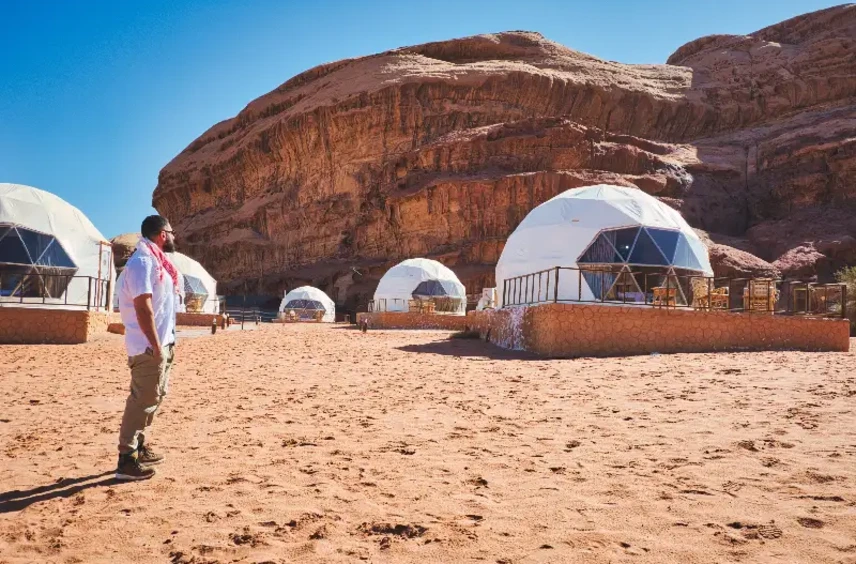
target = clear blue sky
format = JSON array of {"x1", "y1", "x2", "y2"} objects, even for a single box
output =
[{"x1": 0, "y1": 0, "x2": 840, "y2": 239}]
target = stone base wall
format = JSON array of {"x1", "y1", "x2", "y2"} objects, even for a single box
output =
[
  {"x1": 357, "y1": 312, "x2": 473, "y2": 331},
  {"x1": 0, "y1": 307, "x2": 113, "y2": 344},
  {"x1": 473, "y1": 304, "x2": 850, "y2": 357},
  {"x1": 176, "y1": 312, "x2": 225, "y2": 326}
]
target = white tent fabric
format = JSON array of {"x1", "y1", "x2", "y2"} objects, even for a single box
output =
[
  {"x1": 279, "y1": 286, "x2": 335, "y2": 322},
  {"x1": 168, "y1": 251, "x2": 220, "y2": 314},
  {"x1": 495, "y1": 184, "x2": 713, "y2": 306},
  {"x1": 373, "y1": 258, "x2": 466, "y2": 315},
  {"x1": 0, "y1": 183, "x2": 114, "y2": 309}
]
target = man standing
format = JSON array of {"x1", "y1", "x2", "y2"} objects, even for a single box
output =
[{"x1": 115, "y1": 215, "x2": 179, "y2": 481}]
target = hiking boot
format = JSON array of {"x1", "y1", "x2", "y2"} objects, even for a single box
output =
[
  {"x1": 137, "y1": 440, "x2": 165, "y2": 466},
  {"x1": 115, "y1": 451, "x2": 156, "y2": 481}
]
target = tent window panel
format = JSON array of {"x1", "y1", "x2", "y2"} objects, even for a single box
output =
[
  {"x1": 34, "y1": 238, "x2": 77, "y2": 268},
  {"x1": 628, "y1": 228, "x2": 669, "y2": 265},
  {"x1": 609, "y1": 269, "x2": 645, "y2": 303},
  {"x1": 0, "y1": 231, "x2": 32, "y2": 265},
  {"x1": 579, "y1": 233, "x2": 622, "y2": 264},
  {"x1": 33, "y1": 266, "x2": 75, "y2": 298},
  {"x1": 438, "y1": 280, "x2": 466, "y2": 298},
  {"x1": 646, "y1": 228, "x2": 680, "y2": 263},
  {"x1": 0, "y1": 265, "x2": 76, "y2": 298},
  {"x1": 17, "y1": 228, "x2": 55, "y2": 265},
  {"x1": 284, "y1": 299, "x2": 324, "y2": 310},
  {"x1": 582, "y1": 270, "x2": 619, "y2": 300},
  {"x1": 412, "y1": 280, "x2": 451, "y2": 298},
  {"x1": 673, "y1": 235, "x2": 705, "y2": 271},
  {"x1": 0, "y1": 266, "x2": 28, "y2": 296},
  {"x1": 611, "y1": 228, "x2": 640, "y2": 261},
  {"x1": 183, "y1": 275, "x2": 208, "y2": 297},
  {"x1": 11, "y1": 268, "x2": 45, "y2": 298},
  {"x1": 633, "y1": 270, "x2": 665, "y2": 299}
]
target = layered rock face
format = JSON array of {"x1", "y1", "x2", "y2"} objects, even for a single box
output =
[{"x1": 153, "y1": 5, "x2": 856, "y2": 313}]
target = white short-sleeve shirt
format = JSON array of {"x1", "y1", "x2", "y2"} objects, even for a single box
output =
[{"x1": 118, "y1": 249, "x2": 177, "y2": 356}]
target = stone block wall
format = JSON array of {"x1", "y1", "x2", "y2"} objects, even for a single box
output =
[
  {"x1": 0, "y1": 307, "x2": 112, "y2": 344},
  {"x1": 356, "y1": 311, "x2": 473, "y2": 331},
  {"x1": 473, "y1": 304, "x2": 850, "y2": 357}
]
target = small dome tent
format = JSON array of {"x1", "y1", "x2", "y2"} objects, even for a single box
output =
[
  {"x1": 0, "y1": 183, "x2": 114, "y2": 309},
  {"x1": 373, "y1": 258, "x2": 466, "y2": 315},
  {"x1": 279, "y1": 286, "x2": 335, "y2": 322},
  {"x1": 169, "y1": 251, "x2": 220, "y2": 314},
  {"x1": 495, "y1": 185, "x2": 713, "y2": 307}
]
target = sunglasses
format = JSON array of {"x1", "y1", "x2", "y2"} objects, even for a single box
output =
[{"x1": 161, "y1": 229, "x2": 175, "y2": 235}]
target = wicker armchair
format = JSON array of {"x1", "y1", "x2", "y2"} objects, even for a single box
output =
[
  {"x1": 691, "y1": 278, "x2": 729, "y2": 310},
  {"x1": 652, "y1": 286, "x2": 677, "y2": 307},
  {"x1": 743, "y1": 279, "x2": 779, "y2": 313}
]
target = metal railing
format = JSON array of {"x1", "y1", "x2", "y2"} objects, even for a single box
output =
[
  {"x1": 0, "y1": 271, "x2": 112, "y2": 311},
  {"x1": 501, "y1": 266, "x2": 847, "y2": 318},
  {"x1": 368, "y1": 297, "x2": 466, "y2": 314},
  {"x1": 224, "y1": 303, "x2": 280, "y2": 322}
]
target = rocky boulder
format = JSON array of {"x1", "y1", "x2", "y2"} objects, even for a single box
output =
[{"x1": 111, "y1": 233, "x2": 140, "y2": 274}]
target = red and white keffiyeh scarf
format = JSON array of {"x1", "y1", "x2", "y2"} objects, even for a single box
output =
[{"x1": 139, "y1": 237, "x2": 181, "y2": 294}]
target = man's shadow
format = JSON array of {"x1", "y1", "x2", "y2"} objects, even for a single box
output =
[{"x1": 0, "y1": 472, "x2": 123, "y2": 513}]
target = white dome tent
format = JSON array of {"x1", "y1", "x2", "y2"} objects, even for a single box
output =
[
  {"x1": 373, "y1": 258, "x2": 466, "y2": 315},
  {"x1": 0, "y1": 183, "x2": 114, "y2": 310},
  {"x1": 279, "y1": 286, "x2": 335, "y2": 322},
  {"x1": 495, "y1": 184, "x2": 713, "y2": 307},
  {"x1": 169, "y1": 251, "x2": 220, "y2": 314}
]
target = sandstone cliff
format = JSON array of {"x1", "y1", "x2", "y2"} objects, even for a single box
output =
[{"x1": 153, "y1": 5, "x2": 856, "y2": 312}]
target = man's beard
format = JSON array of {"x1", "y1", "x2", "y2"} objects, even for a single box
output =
[{"x1": 163, "y1": 240, "x2": 176, "y2": 253}]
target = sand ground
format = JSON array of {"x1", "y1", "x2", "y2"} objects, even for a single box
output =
[{"x1": 1, "y1": 324, "x2": 854, "y2": 564}]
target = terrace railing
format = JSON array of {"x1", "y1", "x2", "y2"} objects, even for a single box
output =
[
  {"x1": 368, "y1": 297, "x2": 466, "y2": 314},
  {"x1": 0, "y1": 272, "x2": 112, "y2": 311},
  {"x1": 500, "y1": 266, "x2": 847, "y2": 319}
]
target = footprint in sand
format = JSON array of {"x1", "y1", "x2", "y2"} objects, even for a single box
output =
[{"x1": 726, "y1": 521, "x2": 783, "y2": 540}]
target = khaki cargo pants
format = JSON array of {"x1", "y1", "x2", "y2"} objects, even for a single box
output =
[{"x1": 118, "y1": 344, "x2": 175, "y2": 453}]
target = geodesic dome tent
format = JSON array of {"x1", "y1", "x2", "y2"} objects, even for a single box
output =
[
  {"x1": 0, "y1": 183, "x2": 114, "y2": 309},
  {"x1": 373, "y1": 258, "x2": 466, "y2": 315},
  {"x1": 169, "y1": 251, "x2": 220, "y2": 314},
  {"x1": 495, "y1": 184, "x2": 713, "y2": 307},
  {"x1": 279, "y1": 286, "x2": 335, "y2": 322}
]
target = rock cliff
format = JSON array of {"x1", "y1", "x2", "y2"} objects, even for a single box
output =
[{"x1": 153, "y1": 5, "x2": 856, "y2": 312}]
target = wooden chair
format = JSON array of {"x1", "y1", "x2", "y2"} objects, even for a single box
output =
[
  {"x1": 652, "y1": 286, "x2": 677, "y2": 308},
  {"x1": 743, "y1": 279, "x2": 778, "y2": 313},
  {"x1": 691, "y1": 278, "x2": 729, "y2": 310}
]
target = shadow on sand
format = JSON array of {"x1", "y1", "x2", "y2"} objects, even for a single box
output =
[
  {"x1": 0, "y1": 471, "x2": 124, "y2": 514},
  {"x1": 397, "y1": 337, "x2": 540, "y2": 360}
]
